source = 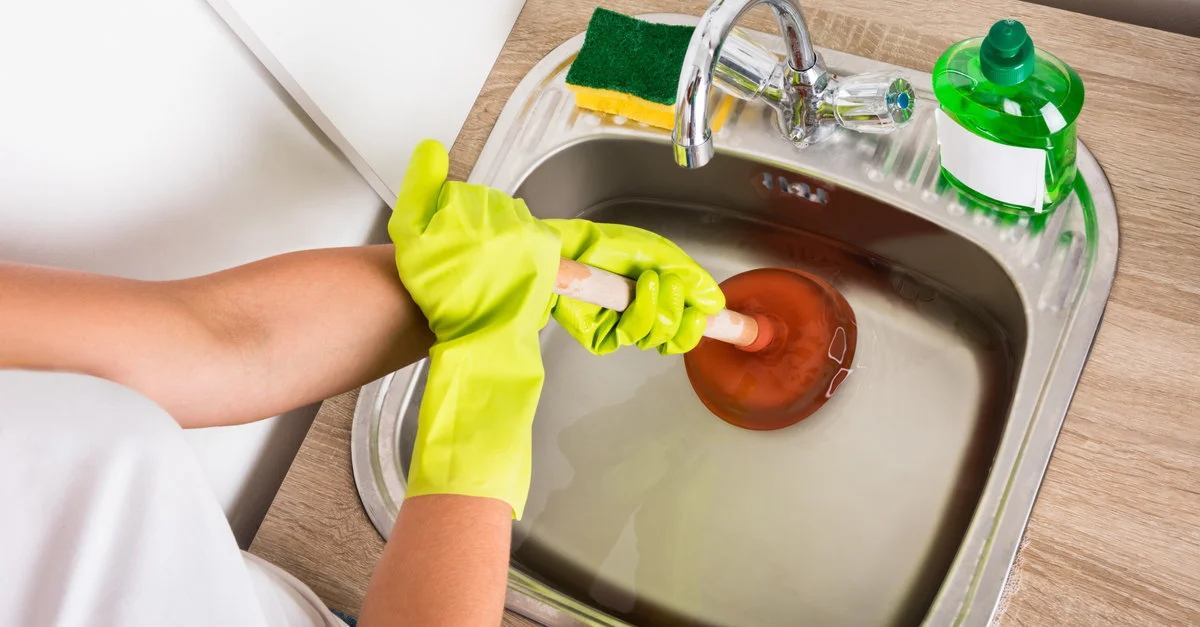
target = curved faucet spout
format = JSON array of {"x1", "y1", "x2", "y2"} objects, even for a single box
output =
[{"x1": 672, "y1": 0, "x2": 816, "y2": 168}]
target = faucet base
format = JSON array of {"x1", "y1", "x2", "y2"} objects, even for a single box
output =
[{"x1": 673, "y1": 1, "x2": 914, "y2": 167}]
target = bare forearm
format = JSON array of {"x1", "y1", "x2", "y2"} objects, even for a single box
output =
[
  {"x1": 0, "y1": 246, "x2": 434, "y2": 427},
  {"x1": 0, "y1": 262, "x2": 180, "y2": 379},
  {"x1": 360, "y1": 495, "x2": 511, "y2": 626}
]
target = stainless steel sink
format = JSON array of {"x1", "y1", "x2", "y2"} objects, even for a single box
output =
[{"x1": 352, "y1": 16, "x2": 1117, "y2": 627}]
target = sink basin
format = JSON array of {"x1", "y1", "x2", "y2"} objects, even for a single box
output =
[{"x1": 352, "y1": 16, "x2": 1117, "y2": 627}]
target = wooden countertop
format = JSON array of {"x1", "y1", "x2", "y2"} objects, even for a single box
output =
[{"x1": 249, "y1": 0, "x2": 1200, "y2": 624}]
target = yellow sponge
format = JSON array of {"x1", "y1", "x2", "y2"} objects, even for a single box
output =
[
  {"x1": 567, "y1": 85, "x2": 675, "y2": 129},
  {"x1": 565, "y1": 9, "x2": 731, "y2": 132},
  {"x1": 567, "y1": 85, "x2": 732, "y2": 132}
]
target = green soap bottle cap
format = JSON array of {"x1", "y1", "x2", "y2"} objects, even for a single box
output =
[{"x1": 980, "y1": 19, "x2": 1035, "y2": 86}]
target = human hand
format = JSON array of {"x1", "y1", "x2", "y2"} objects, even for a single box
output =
[
  {"x1": 389, "y1": 139, "x2": 559, "y2": 518},
  {"x1": 543, "y1": 219, "x2": 724, "y2": 355},
  {"x1": 390, "y1": 140, "x2": 560, "y2": 345}
]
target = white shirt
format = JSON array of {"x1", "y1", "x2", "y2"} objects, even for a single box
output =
[{"x1": 0, "y1": 371, "x2": 345, "y2": 627}]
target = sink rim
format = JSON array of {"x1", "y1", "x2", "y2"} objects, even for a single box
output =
[{"x1": 352, "y1": 15, "x2": 1119, "y2": 627}]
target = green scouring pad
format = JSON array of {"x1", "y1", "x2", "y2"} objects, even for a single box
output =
[{"x1": 566, "y1": 8, "x2": 731, "y2": 130}]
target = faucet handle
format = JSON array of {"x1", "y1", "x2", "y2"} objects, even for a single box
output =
[{"x1": 826, "y1": 71, "x2": 916, "y2": 133}]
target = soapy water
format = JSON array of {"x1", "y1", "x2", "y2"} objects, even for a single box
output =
[{"x1": 512, "y1": 201, "x2": 1014, "y2": 626}]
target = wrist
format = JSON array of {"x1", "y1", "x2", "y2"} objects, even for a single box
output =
[{"x1": 407, "y1": 325, "x2": 546, "y2": 518}]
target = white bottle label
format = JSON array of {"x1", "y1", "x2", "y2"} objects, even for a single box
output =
[{"x1": 935, "y1": 109, "x2": 1046, "y2": 209}]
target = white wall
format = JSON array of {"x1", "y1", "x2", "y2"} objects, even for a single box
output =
[
  {"x1": 209, "y1": 0, "x2": 529, "y2": 201},
  {"x1": 0, "y1": 0, "x2": 385, "y2": 546}
]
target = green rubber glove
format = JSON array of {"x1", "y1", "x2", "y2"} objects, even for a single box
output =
[
  {"x1": 389, "y1": 139, "x2": 560, "y2": 519},
  {"x1": 543, "y1": 219, "x2": 725, "y2": 355}
]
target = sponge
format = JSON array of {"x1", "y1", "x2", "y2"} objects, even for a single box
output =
[{"x1": 566, "y1": 8, "x2": 731, "y2": 131}]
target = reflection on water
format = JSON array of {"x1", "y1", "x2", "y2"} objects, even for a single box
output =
[{"x1": 515, "y1": 361, "x2": 713, "y2": 623}]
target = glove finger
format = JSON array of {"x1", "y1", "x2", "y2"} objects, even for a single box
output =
[
  {"x1": 615, "y1": 270, "x2": 659, "y2": 347},
  {"x1": 680, "y1": 266, "x2": 725, "y2": 315},
  {"x1": 542, "y1": 218, "x2": 600, "y2": 260},
  {"x1": 659, "y1": 307, "x2": 708, "y2": 355},
  {"x1": 555, "y1": 219, "x2": 725, "y2": 316},
  {"x1": 601, "y1": 225, "x2": 723, "y2": 314},
  {"x1": 390, "y1": 140, "x2": 449, "y2": 237},
  {"x1": 637, "y1": 272, "x2": 685, "y2": 350},
  {"x1": 552, "y1": 301, "x2": 622, "y2": 355}
]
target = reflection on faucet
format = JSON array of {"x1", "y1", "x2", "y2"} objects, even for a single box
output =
[{"x1": 674, "y1": 0, "x2": 915, "y2": 168}]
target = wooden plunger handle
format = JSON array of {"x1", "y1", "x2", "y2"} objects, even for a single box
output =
[{"x1": 554, "y1": 258, "x2": 767, "y2": 349}]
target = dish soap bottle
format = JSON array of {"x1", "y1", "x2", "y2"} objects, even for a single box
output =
[{"x1": 933, "y1": 19, "x2": 1085, "y2": 215}]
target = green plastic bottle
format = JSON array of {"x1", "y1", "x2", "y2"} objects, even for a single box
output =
[{"x1": 933, "y1": 20, "x2": 1085, "y2": 215}]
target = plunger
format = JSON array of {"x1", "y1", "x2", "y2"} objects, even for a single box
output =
[{"x1": 555, "y1": 259, "x2": 857, "y2": 431}]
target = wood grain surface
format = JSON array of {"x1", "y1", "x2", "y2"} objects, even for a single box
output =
[{"x1": 249, "y1": 0, "x2": 1200, "y2": 624}]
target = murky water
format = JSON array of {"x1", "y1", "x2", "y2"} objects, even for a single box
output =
[{"x1": 511, "y1": 200, "x2": 1014, "y2": 626}]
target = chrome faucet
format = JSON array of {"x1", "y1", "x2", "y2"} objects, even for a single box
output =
[{"x1": 673, "y1": 0, "x2": 916, "y2": 168}]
